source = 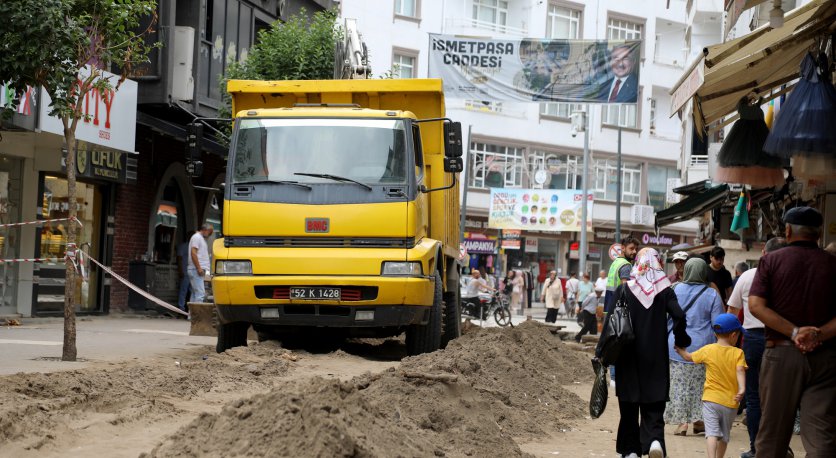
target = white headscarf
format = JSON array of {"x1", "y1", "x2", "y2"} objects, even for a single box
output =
[{"x1": 627, "y1": 247, "x2": 672, "y2": 309}]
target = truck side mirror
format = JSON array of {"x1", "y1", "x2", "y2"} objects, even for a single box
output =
[
  {"x1": 443, "y1": 157, "x2": 463, "y2": 173},
  {"x1": 444, "y1": 122, "x2": 463, "y2": 158}
]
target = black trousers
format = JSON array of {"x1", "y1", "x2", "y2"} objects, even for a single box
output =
[
  {"x1": 544, "y1": 308, "x2": 558, "y2": 323},
  {"x1": 575, "y1": 310, "x2": 598, "y2": 341},
  {"x1": 617, "y1": 400, "x2": 666, "y2": 456}
]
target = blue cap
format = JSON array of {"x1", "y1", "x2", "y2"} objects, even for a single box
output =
[
  {"x1": 713, "y1": 313, "x2": 742, "y2": 334},
  {"x1": 783, "y1": 206, "x2": 823, "y2": 227}
]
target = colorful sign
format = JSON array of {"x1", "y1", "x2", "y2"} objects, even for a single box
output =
[
  {"x1": 39, "y1": 66, "x2": 137, "y2": 153},
  {"x1": 488, "y1": 189, "x2": 593, "y2": 232},
  {"x1": 463, "y1": 238, "x2": 497, "y2": 254},
  {"x1": 501, "y1": 229, "x2": 521, "y2": 250},
  {"x1": 525, "y1": 237, "x2": 538, "y2": 253},
  {"x1": 429, "y1": 35, "x2": 641, "y2": 103}
]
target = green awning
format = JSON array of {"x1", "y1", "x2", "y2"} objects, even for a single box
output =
[{"x1": 655, "y1": 184, "x2": 730, "y2": 228}]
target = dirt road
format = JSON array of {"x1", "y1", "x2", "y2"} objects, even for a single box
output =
[{"x1": 0, "y1": 322, "x2": 804, "y2": 457}]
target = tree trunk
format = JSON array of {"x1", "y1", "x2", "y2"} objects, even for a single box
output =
[{"x1": 62, "y1": 129, "x2": 78, "y2": 362}]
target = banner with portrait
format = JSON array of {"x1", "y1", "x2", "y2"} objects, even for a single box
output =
[
  {"x1": 488, "y1": 189, "x2": 593, "y2": 232},
  {"x1": 428, "y1": 34, "x2": 641, "y2": 104}
]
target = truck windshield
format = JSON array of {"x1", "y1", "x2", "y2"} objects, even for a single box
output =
[{"x1": 232, "y1": 118, "x2": 408, "y2": 185}]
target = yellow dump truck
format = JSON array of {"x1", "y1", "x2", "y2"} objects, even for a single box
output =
[{"x1": 212, "y1": 79, "x2": 464, "y2": 355}]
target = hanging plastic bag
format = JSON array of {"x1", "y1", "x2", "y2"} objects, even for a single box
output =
[{"x1": 589, "y1": 358, "x2": 608, "y2": 419}]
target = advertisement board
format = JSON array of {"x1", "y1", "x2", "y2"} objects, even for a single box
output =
[
  {"x1": 429, "y1": 34, "x2": 641, "y2": 103},
  {"x1": 489, "y1": 189, "x2": 593, "y2": 232}
]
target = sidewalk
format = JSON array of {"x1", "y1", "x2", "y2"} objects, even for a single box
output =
[{"x1": 0, "y1": 315, "x2": 214, "y2": 375}]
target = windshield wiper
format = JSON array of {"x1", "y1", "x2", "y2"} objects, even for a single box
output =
[
  {"x1": 293, "y1": 173, "x2": 372, "y2": 191},
  {"x1": 234, "y1": 179, "x2": 312, "y2": 190}
]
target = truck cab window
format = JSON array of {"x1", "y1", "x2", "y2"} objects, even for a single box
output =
[{"x1": 412, "y1": 123, "x2": 424, "y2": 181}]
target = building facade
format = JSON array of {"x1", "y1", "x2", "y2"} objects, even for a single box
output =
[{"x1": 340, "y1": 0, "x2": 698, "y2": 286}]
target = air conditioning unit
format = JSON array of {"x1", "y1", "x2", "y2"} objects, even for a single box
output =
[
  {"x1": 630, "y1": 204, "x2": 655, "y2": 226},
  {"x1": 171, "y1": 26, "x2": 195, "y2": 102}
]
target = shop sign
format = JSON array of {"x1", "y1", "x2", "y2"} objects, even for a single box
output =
[
  {"x1": 0, "y1": 83, "x2": 37, "y2": 131},
  {"x1": 488, "y1": 188, "x2": 593, "y2": 232},
  {"x1": 641, "y1": 232, "x2": 676, "y2": 246},
  {"x1": 525, "y1": 237, "x2": 538, "y2": 253},
  {"x1": 465, "y1": 218, "x2": 487, "y2": 229},
  {"x1": 39, "y1": 66, "x2": 138, "y2": 154},
  {"x1": 501, "y1": 229, "x2": 521, "y2": 250},
  {"x1": 463, "y1": 238, "x2": 496, "y2": 254},
  {"x1": 62, "y1": 147, "x2": 137, "y2": 184}
]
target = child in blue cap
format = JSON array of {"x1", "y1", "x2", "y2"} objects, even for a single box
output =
[{"x1": 675, "y1": 313, "x2": 747, "y2": 458}]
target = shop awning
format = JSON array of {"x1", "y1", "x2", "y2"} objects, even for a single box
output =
[
  {"x1": 670, "y1": 0, "x2": 836, "y2": 133},
  {"x1": 655, "y1": 184, "x2": 730, "y2": 228}
]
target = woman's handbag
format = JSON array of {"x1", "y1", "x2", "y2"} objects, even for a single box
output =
[
  {"x1": 598, "y1": 288, "x2": 635, "y2": 366},
  {"x1": 589, "y1": 358, "x2": 608, "y2": 418}
]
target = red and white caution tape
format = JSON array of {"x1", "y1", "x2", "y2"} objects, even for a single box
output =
[
  {"x1": 82, "y1": 250, "x2": 188, "y2": 316},
  {"x1": 0, "y1": 216, "x2": 83, "y2": 229},
  {"x1": 0, "y1": 257, "x2": 65, "y2": 263}
]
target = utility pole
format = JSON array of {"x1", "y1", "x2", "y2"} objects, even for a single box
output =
[
  {"x1": 615, "y1": 126, "x2": 622, "y2": 242},
  {"x1": 578, "y1": 107, "x2": 590, "y2": 276}
]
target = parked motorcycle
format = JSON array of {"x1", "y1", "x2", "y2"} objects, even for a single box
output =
[{"x1": 462, "y1": 290, "x2": 513, "y2": 327}]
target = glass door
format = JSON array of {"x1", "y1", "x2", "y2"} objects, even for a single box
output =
[{"x1": 33, "y1": 175, "x2": 102, "y2": 313}]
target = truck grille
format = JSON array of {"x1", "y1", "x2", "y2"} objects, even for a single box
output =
[
  {"x1": 225, "y1": 237, "x2": 414, "y2": 249},
  {"x1": 254, "y1": 286, "x2": 378, "y2": 301}
]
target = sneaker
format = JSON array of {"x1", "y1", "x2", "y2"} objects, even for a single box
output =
[
  {"x1": 649, "y1": 440, "x2": 664, "y2": 458},
  {"x1": 740, "y1": 451, "x2": 755, "y2": 458}
]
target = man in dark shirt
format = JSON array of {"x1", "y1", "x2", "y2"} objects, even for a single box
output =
[
  {"x1": 706, "y1": 246, "x2": 733, "y2": 306},
  {"x1": 749, "y1": 207, "x2": 836, "y2": 457}
]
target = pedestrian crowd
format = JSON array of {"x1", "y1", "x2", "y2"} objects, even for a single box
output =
[{"x1": 592, "y1": 206, "x2": 835, "y2": 458}]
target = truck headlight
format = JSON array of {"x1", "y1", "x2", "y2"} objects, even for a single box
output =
[
  {"x1": 381, "y1": 261, "x2": 423, "y2": 276},
  {"x1": 215, "y1": 260, "x2": 252, "y2": 275}
]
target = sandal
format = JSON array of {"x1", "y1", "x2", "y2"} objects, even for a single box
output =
[
  {"x1": 693, "y1": 421, "x2": 705, "y2": 435},
  {"x1": 675, "y1": 424, "x2": 688, "y2": 436}
]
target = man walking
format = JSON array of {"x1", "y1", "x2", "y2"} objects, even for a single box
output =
[
  {"x1": 749, "y1": 207, "x2": 836, "y2": 457},
  {"x1": 565, "y1": 272, "x2": 580, "y2": 319},
  {"x1": 727, "y1": 237, "x2": 787, "y2": 458},
  {"x1": 188, "y1": 223, "x2": 214, "y2": 303},
  {"x1": 706, "y1": 247, "x2": 733, "y2": 306},
  {"x1": 605, "y1": 236, "x2": 640, "y2": 313}
]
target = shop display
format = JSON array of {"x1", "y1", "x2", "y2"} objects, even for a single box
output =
[{"x1": 715, "y1": 96, "x2": 784, "y2": 187}]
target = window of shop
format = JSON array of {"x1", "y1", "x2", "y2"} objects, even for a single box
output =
[
  {"x1": 0, "y1": 158, "x2": 23, "y2": 315},
  {"x1": 34, "y1": 176, "x2": 103, "y2": 314},
  {"x1": 151, "y1": 178, "x2": 190, "y2": 305},
  {"x1": 529, "y1": 150, "x2": 581, "y2": 190},
  {"x1": 647, "y1": 164, "x2": 678, "y2": 211},
  {"x1": 469, "y1": 142, "x2": 525, "y2": 189},
  {"x1": 593, "y1": 159, "x2": 641, "y2": 203}
]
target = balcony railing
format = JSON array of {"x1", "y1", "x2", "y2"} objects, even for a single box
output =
[{"x1": 444, "y1": 17, "x2": 528, "y2": 37}]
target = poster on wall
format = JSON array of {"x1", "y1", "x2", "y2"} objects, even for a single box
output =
[
  {"x1": 489, "y1": 189, "x2": 593, "y2": 232},
  {"x1": 428, "y1": 34, "x2": 641, "y2": 103}
]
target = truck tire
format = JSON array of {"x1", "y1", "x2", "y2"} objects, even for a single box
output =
[
  {"x1": 405, "y1": 272, "x2": 442, "y2": 356},
  {"x1": 216, "y1": 321, "x2": 249, "y2": 353},
  {"x1": 440, "y1": 287, "x2": 461, "y2": 348}
]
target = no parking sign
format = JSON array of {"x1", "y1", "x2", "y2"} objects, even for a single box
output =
[{"x1": 608, "y1": 243, "x2": 623, "y2": 261}]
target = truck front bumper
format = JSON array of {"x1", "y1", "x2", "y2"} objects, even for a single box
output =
[{"x1": 216, "y1": 303, "x2": 430, "y2": 327}]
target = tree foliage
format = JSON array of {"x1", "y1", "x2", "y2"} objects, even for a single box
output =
[{"x1": 0, "y1": 0, "x2": 158, "y2": 361}]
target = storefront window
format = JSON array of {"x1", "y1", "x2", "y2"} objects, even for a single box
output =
[
  {"x1": 0, "y1": 158, "x2": 23, "y2": 315},
  {"x1": 151, "y1": 178, "x2": 189, "y2": 305},
  {"x1": 35, "y1": 176, "x2": 102, "y2": 313}
]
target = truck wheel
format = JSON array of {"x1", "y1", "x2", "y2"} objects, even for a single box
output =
[
  {"x1": 216, "y1": 322, "x2": 249, "y2": 353},
  {"x1": 405, "y1": 272, "x2": 442, "y2": 356},
  {"x1": 440, "y1": 287, "x2": 461, "y2": 348}
]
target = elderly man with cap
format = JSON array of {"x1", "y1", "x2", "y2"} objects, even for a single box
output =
[
  {"x1": 749, "y1": 207, "x2": 836, "y2": 457},
  {"x1": 668, "y1": 251, "x2": 689, "y2": 284}
]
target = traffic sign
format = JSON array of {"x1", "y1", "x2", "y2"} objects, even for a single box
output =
[{"x1": 608, "y1": 243, "x2": 623, "y2": 261}]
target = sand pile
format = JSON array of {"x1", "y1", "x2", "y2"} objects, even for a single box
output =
[
  {"x1": 147, "y1": 322, "x2": 593, "y2": 457},
  {"x1": 0, "y1": 344, "x2": 292, "y2": 448}
]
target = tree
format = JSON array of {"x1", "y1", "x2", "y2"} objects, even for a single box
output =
[
  {"x1": 219, "y1": 8, "x2": 341, "y2": 123},
  {"x1": 0, "y1": 0, "x2": 158, "y2": 361}
]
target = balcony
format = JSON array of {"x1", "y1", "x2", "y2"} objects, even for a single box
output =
[
  {"x1": 687, "y1": 0, "x2": 723, "y2": 22},
  {"x1": 444, "y1": 17, "x2": 528, "y2": 38}
]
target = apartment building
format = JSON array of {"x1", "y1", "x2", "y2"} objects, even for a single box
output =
[{"x1": 339, "y1": 0, "x2": 697, "y2": 279}]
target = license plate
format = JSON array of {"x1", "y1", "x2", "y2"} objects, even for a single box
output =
[{"x1": 289, "y1": 287, "x2": 341, "y2": 300}]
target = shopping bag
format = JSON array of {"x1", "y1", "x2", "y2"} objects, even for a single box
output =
[
  {"x1": 589, "y1": 358, "x2": 608, "y2": 419},
  {"x1": 598, "y1": 288, "x2": 635, "y2": 366}
]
